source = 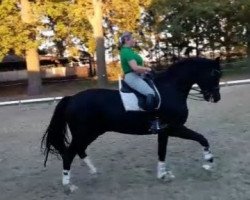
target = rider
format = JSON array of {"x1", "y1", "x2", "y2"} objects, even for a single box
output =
[{"x1": 118, "y1": 31, "x2": 163, "y2": 133}]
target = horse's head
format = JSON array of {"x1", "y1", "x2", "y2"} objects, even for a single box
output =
[{"x1": 195, "y1": 57, "x2": 222, "y2": 103}]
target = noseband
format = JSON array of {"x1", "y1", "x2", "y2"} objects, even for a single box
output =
[{"x1": 189, "y1": 85, "x2": 220, "y2": 101}]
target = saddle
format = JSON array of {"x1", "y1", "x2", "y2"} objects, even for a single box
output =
[{"x1": 119, "y1": 73, "x2": 161, "y2": 112}]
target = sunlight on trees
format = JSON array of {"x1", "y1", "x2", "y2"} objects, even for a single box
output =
[{"x1": 0, "y1": 0, "x2": 249, "y2": 90}]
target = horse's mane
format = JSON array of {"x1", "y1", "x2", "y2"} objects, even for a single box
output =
[{"x1": 157, "y1": 57, "x2": 215, "y2": 81}]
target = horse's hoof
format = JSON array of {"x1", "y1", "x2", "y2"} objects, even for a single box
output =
[
  {"x1": 90, "y1": 168, "x2": 97, "y2": 175},
  {"x1": 91, "y1": 172, "x2": 98, "y2": 179},
  {"x1": 157, "y1": 171, "x2": 175, "y2": 181},
  {"x1": 69, "y1": 184, "x2": 78, "y2": 192},
  {"x1": 165, "y1": 170, "x2": 175, "y2": 181},
  {"x1": 157, "y1": 171, "x2": 166, "y2": 179},
  {"x1": 202, "y1": 164, "x2": 212, "y2": 171},
  {"x1": 64, "y1": 184, "x2": 78, "y2": 194}
]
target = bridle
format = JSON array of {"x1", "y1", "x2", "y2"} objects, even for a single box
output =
[
  {"x1": 188, "y1": 69, "x2": 221, "y2": 101},
  {"x1": 189, "y1": 87, "x2": 205, "y2": 101}
]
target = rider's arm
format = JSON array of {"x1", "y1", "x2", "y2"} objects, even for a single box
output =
[{"x1": 128, "y1": 60, "x2": 151, "y2": 74}]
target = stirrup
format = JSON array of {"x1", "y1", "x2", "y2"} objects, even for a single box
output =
[{"x1": 149, "y1": 117, "x2": 167, "y2": 134}]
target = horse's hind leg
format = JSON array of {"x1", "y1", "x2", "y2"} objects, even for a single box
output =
[
  {"x1": 62, "y1": 140, "x2": 97, "y2": 189},
  {"x1": 62, "y1": 142, "x2": 77, "y2": 186},
  {"x1": 78, "y1": 133, "x2": 99, "y2": 175},
  {"x1": 168, "y1": 125, "x2": 214, "y2": 169},
  {"x1": 82, "y1": 156, "x2": 97, "y2": 174}
]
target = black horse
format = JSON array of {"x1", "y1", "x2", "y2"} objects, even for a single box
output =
[{"x1": 42, "y1": 57, "x2": 222, "y2": 187}]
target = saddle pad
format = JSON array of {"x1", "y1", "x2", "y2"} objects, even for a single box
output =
[
  {"x1": 119, "y1": 91, "x2": 146, "y2": 111},
  {"x1": 118, "y1": 75, "x2": 161, "y2": 112}
]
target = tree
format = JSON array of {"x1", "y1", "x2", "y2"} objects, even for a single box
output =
[
  {"x1": 87, "y1": 0, "x2": 150, "y2": 86},
  {"x1": 0, "y1": 0, "x2": 30, "y2": 59},
  {"x1": 0, "y1": 0, "x2": 42, "y2": 95},
  {"x1": 41, "y1": 0, "x2": 150, "y2": 86},
  {"x1": 34, "y1": 0, "x2": 91, "y2": 57},
  {"x1": 142, "y1": 0, "x2": 250, "y2": 61},
  {"x1": 88, "y1": 0, "x2": 107, "y2": 87},
  {"x1": 235, "y1": 0, "x2": 250, "y2": 58},
  {"x1": 20, "y1": 0, "x2": 42, "y2": 95}
]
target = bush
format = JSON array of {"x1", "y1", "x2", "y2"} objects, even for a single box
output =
[{"x1": 222, "y1": 58, "x2": 250, "y2": 69}]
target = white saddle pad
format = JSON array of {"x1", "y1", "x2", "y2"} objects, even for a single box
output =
[
  {"x1": 118, "y1": 77, "x2": 161, "y2": 112},
  {"x1": 119, "y1": 91, "x2": 145, "y2": 111}
]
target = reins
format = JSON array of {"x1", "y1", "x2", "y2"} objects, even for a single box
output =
[{"x1": 188, "y1": 87, "x2": 205, "y2": 101}]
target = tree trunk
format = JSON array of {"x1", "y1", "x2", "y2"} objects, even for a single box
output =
[
  {"x1": 21, "y1": 0, "x2": 42, "y2": 95},
  {"x1": 247, "y1": 26, "x2": 250, "y2": 58},
  {"x1": 225, "y1": 45, "x2": 231, "y2": 62},
  {"x1": 55, "y1": 39, "x2": 65, "y2": 57},
  {"x1": 92, "y1": 0, "x2": 107, "y2": 88},
  {"x1": 195, "y1": 23, "x2": 199, "y2": 57},
  {"x1": 95, "y1": 36, "x2": 107, "y2": 87},
  {"x1": 195, "y1": 37, "x2": 199, "y2": 57},
  {"x1": 26, "y1": 49, "x2": 42, "y2": 95},
  {"x1": 177, "y1": 46, "x2": 181, "y2": 58},
  {"x1": 247, "y1": 42, "x2": 250, "y2": 58}
]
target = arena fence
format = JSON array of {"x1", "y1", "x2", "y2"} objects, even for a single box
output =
[{"x1": 0, "y1": 79, "x2": 250, "y2": 107}]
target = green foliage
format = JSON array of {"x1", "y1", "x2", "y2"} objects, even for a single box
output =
[
  {"x1": 142, "y1": 0, "x2": 250, "y2": 59},
  {"x1": 34, "y1": 0, "x2": 92, "y2": 56},
  {"x1": 105, "y1": 0, "x2": 141, "y2": 31},
  {"x1": 0, "y1": 0, "x2": 34, "y2": 59},
  {"x1": 1, "y1": 0, "x2": 250, "y2": 61}
]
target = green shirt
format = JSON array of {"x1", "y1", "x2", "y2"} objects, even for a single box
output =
[{"x1": 120, "y1": 46, "x2": 144, "y2": 74}]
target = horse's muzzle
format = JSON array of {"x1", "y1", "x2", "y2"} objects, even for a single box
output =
[
  {"x1": 203, "y1": 88, "x2": 221, "y2": 103},
  {"x1": 211, "y1": 91, "x2": 221, "y2": 103}
]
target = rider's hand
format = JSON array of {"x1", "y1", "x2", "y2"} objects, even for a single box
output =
[
  {"x1": 144, "y1": 68, "x2": 155, "y2": 79},
  {"x1": 145, "y1": 67, "x2": 152, "y2": 73}
]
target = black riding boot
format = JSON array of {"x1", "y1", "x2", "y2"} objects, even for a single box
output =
[
  {"x1": 145, "y1": 95, "x2": 165, "y2": 134},
  {"x1": 145, "y1": 94, "x2": 155, "y2": 112}
]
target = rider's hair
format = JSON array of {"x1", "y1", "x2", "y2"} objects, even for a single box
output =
[{"x1": 118, "y1": 32, "x2": 132, "y2": 50}]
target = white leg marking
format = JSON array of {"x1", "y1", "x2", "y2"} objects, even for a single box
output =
[
  {"x1": 157, "y1": 161, "x2": 175, "y2": 180},
  {"x1": 203, "y1": 150, "x2": 213, "y2": 161},
  {"x1": 202, "y1": 150, "x2": 214, "y2": 171},
  {"x1": 62, "y1": 170, "x2": 70, "y2": 186},
  {"x1": 84, "y1": 157, "x2": 97, "y2": 174},
  {"x1": 62, "y1": 170, "x2": 78, "y2": 193}
]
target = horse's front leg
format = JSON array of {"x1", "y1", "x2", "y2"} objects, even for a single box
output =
[
  {"x1": 168, "y1": 125, "x2": 214, "y2": 170},
  {"x1": 157, "y1": 132, "x2": 175, "y2": 180}
]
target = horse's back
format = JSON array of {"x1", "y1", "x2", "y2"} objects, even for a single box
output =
[
  {"x1": 66, "y1": 88, "x2": 122, "y2": 117},
  {"x1": 70, "y1": 89, "x2": 120, "y2": 109},
  {"x1": 63, "y1": 88, "x2": 150, "y2": 134}
]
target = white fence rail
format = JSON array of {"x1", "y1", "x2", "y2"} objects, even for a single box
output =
[{"x1": 0, "y1": 79, "x2": 250, "y2": 107}]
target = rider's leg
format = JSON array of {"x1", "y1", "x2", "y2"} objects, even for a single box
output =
[
  {"x1": 124, "y1": 72, "x2": 155, "y2": 96},
  {"x1": 124, "y1": 72, "x2": 164, "y2": 132},
  {"x1": 124, "y1": 72, "x2": 156, "y2": 111}
]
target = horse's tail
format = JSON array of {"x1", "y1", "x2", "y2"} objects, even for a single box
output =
[{"x1": 41, "y1": 96, "x2": 71, "y2": 167}]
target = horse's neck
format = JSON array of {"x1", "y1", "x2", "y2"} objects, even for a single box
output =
[{"x1": 156, "y1": 66, "x2": 196, "y2": 98}]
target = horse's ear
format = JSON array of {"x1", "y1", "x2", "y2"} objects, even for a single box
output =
[{"x1": 215, "y1": 57, "x2": 220, "y2": 63}]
